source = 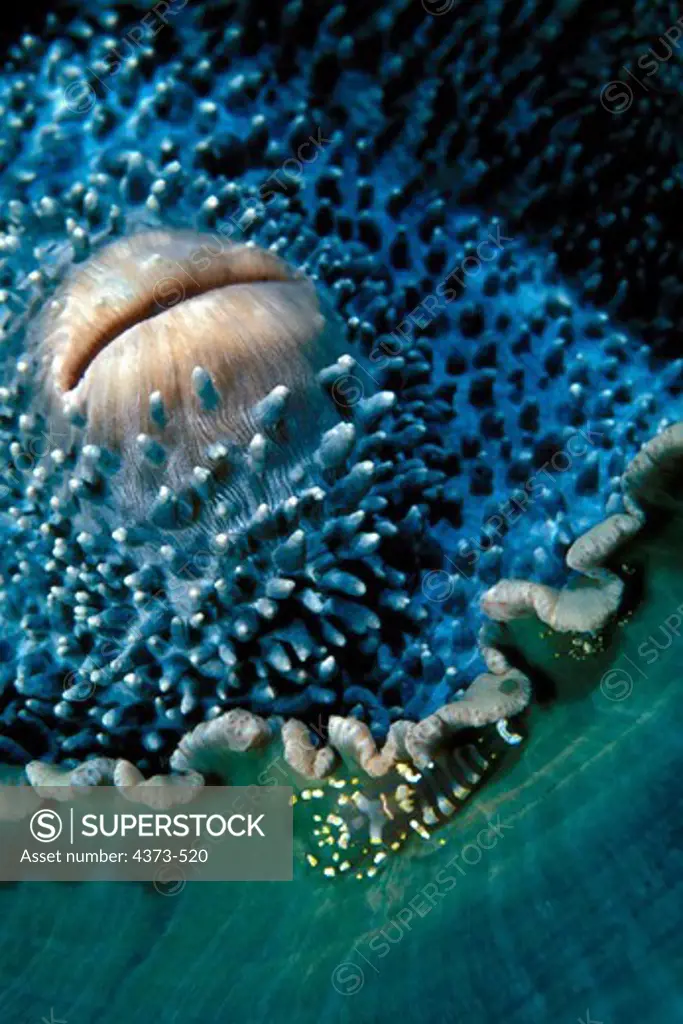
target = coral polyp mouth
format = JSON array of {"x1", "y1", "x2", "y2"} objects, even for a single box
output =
[
  {"x1": 48, "y1": 232, "x2": 295, "y2": 395},
  {"x1": 34, "y1": 231, "x2": 347, "y2": 525}
]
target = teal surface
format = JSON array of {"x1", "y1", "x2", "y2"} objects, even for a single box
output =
[{"x1": 1, "y1": 520, "x2": 682, "y2": 1024}]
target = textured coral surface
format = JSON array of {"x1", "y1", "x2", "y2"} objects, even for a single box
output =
[{"x1": 1, "y1": 0, "x2": 681, "y2": 782}]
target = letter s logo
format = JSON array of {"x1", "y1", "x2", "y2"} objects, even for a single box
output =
[{"x1": 30, "y1": 809, "x2": 63, "y2": 843}]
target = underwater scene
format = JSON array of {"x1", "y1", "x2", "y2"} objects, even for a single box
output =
[{"x1": 0, "y1": 0, "x2": 682, "y2": 1020}]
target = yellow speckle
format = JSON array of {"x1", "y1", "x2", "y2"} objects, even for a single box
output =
[
  {"x1": 306, "y1": 854, "x2": 319, "y2": 867},
  {"x1": 374, "y1": 851, "x2": 387, "y2": 864},
  {"x1": 302, "y1": 789, "x2": 312, "y2": 800},
  {"x1": 390, "y1": 842, "x2": 401, "y2": 851},
  {"x1": 396, "y1": 763, "x2": 422, "y2": 783},
  {"x1": 340, "y1": 861, "x2": 351, "y2": 872},
  {"x1": 312, "y1": 788, "x2": 324, "y2": 799},
  {"x1": 323, "y1": 866, "x2": 336, "y2": 878},
  {"x1": 366, "y1": 867, "x2": 378, "y2": 878}
]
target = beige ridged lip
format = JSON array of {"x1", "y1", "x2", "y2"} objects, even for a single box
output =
[
  {"x1": 36, "y1": 231, "x2": 343, "y2": 518},
  {"x1": 48, "y1": 231, "x2": 295, "y2": 394}
]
